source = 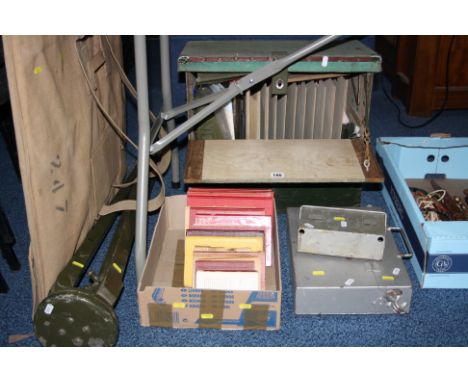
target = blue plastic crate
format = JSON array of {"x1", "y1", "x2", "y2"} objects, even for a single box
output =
[{"x1": 376, "y1": 137, "x2": 468, "y2": 288}]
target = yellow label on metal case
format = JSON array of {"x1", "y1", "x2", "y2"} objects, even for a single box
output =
[
  {"x1": 172, "y1": 302, "x2": 186, "y2": 309},
  {"x1": 112, "y1": 263, "x2": 122, "y2": 274},
  {"x1": 239, "y1": 304, "x2": 252, "y2": 310},
  {"x1": 200, "y1": 313, "x2": 214, "y2": 319},
  {"x1": 312, "y1": 270, "x2": 326, "y2": 276},
  {"x1": 382, "y1": 275, "x2": 395, "y2": 281},
  {"x1": 333, "y1": 217, "x2": 345, "y2": 221},
  {"x1": 72, "y1": 261, "x2": 84, "y2": 268}
]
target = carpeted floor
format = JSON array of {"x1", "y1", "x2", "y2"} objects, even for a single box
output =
[{"x1": 1, "y1": 37, "x2": 468, "y2": 346}]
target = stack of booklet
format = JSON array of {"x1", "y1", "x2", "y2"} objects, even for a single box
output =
[{"x1": 184, "y1": 188, "x2": 275, "y2": 291}]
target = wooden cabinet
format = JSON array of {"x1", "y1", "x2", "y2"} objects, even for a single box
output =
[{"x1": 376, "y1": 36, "x2": 468, "y2": 117}]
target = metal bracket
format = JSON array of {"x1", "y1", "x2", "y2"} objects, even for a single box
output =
[
  {"x1": 385, "y1": 289, "x2": 408, "y2": 315},
  {"x1": 271, "y1": 69, "x2": 288, "y2": 95},
  {"x1": 388, "y1": 226, "x2": 414, "y2": 259}
]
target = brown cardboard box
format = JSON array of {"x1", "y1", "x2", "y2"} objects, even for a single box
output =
[{"x1": 138, "y1": 195, "x2": 282, "y2": 330}]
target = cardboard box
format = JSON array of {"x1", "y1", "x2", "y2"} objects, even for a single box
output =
[
  {"x1": 138, "y1": 195, "x2": 282, "y2": 330},
  {"x1": 377, "y1": 137, "x2": 468, "y2": 288}
]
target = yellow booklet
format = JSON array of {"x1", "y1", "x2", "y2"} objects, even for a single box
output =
[{"x1": 184, "y1": 233, "x2": 264, "y2": 287}]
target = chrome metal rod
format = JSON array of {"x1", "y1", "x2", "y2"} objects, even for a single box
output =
[
  {"x1": 150, "y1": 35, "x2": 340, "y2": 154},
  {"x1": 160, "y1": 35, "x2": 179, "y2": 186},
  {"x1": 134, "y1": 35, "x2": 151, "y2": 280},
  {"x1": 150, "y1": 85, "x2": 238, "y2": 154},
  {"x1": 161, "y1": 89, "x2": 228, "y2": 121}
]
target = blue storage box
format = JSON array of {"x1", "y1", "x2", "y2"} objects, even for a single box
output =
[{"x1": 376, "y1": 137, "x2": 468, "y2": 288}]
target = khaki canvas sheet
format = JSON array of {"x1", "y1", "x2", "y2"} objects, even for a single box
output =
[{"x1": 3, "y1": 35, "x2": 127, "y2": 309}]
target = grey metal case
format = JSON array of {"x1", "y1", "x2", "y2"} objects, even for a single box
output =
[{"x1": 288, "y1": 208, "x2": 412, "y2": 315}]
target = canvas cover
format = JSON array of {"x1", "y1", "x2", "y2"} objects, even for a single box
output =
[{"x1": 3, "y1": 35, "x2": 128, "y2": 308}]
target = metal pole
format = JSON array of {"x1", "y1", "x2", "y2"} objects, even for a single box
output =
[
  {"x1": 134, "y1": 35, "x2": 150, "y2": 280},
  {"x1": 161, "y1": 89, "x2": 228, "y2": 121},
  {"x1": 160, "y1": 35, "x2": 180, "y2": 187}
]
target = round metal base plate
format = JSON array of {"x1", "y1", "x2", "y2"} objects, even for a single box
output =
[{"x1": 34, "y1": 289, "x2": 118, "y2": 347}]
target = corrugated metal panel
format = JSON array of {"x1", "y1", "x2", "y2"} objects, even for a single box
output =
[
  {"x1": 245, "y1": 88, "x2": 261, "y2": 139},
  {"x1": 268, "y1": 93, "x2": 277, "y2": 139},
  {"x1": 276, "y1": 93, "x2": 287, "y2": 139},
  {"x1": 322, "y1": 79, "x2": 336, "y2": 139},
  {"x1": 244, "y1": 90, "x2": 251, "y2": 138},
  {"x1": 294, "y1": 82, "x2": 307, "y2": 139},
  {"x1": 284, "y1": 83, "x2": 297, "y2": 139},
  {"x1": 247, "y1": 76, "x2": 348, "y2": 140},
  {"x1": 332, "y1": 76, "x2": 348, "y2": 138},
  {"x1": 313, "y1": 80, "x2": 326, "y2": 139},
  {"x1": 304, "y1": 81, "x2": 317, "y2": 139},
  {"x1": 260, "y1": 83, "x2": 269, "y2": 140}
]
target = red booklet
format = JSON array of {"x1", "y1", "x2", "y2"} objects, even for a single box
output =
[
  {"x1": 188, "y1": 188, "x2": 273, "y2": 195},
  {"x1": 187, "y1": 188, "x2": 275, "y2": 217},
  {"x1": 186, "y1": 207, "x2": 267, "y2": 224}
]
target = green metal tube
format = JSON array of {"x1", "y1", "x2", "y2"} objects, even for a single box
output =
[
  {"x1": 94, "y1": 184, "x2": 137, "y2": 306},
  {"x1": 49, "y1": 167, "x2": 137, "y2": 294}
]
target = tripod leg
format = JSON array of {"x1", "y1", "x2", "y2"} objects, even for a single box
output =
[
  {"x1": 1, "y1": 246, "x2": 20, "y2": 271},
  {"x1": 0, "y1": 270, "x2": 9, "y2": 293},
  {"x1": 0, "y1": 204, "x2": 21, "y2": 271}
]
